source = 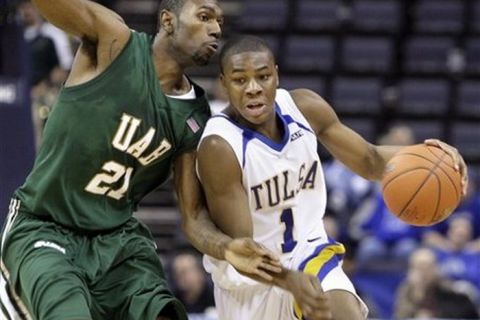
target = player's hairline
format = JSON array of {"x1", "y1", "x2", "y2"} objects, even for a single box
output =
[{"x1": 219, "y1": 35, "x2": 274, "y2": 73}]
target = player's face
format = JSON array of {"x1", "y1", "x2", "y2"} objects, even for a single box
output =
[
  {"x1": 221, "y1": 51, "x2": 279, "y2": 126},
  {"x1": 174, "y1": 0, "x2": 223, "y2": 65}
]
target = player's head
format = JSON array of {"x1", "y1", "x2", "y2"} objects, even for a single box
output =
[
  {"x1": 219, "y1": 35, "x2": 279, "y2": 126},
  {"x1": 158, "y1": 0, "x2": 189, "y2": 15},
  {"x1": 158, "y1": 0, "x2": 223, "y2": 66}
]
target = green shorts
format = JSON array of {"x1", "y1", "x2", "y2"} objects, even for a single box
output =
[{"x1": 0, "y1": 205, "x2": 186, "y2": 320}]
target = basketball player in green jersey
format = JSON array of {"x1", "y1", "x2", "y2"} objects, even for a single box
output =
[{"x1": 0, "y1": 1, "x2": 284, "y2": 319}]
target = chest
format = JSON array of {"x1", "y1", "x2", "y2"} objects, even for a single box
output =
[
  {"x1": 110, "y1": 112, "x2": 172, "y2": 166},
  {"x1": 243, "y1": 133, "x2": 320, "y2": 211}
]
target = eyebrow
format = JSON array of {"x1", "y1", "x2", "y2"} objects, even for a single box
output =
[
  {"x1": 198, "y1": 5, "x2": 220, "y2": 14},
  {"x1": 231, "y1": 66, "x2": 269, "y2": 73}
]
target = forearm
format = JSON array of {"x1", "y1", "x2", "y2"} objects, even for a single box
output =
[
  {"x1": 174, "y1": 151, "x2": 232, "y2": 260},
  {"x1": 32, "y1": 0, "x2": 95, "y2": 39},
  {"x1": 320, "y1": 123, "x2": 405, "y2": 181},
  {"x1": 181, "y1": 208, "x2": 231, "y2": 260}
]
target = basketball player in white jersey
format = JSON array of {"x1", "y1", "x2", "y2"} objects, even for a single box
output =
[{"x1": 196, "y1": 36, "x2": 468, "y2": 320}]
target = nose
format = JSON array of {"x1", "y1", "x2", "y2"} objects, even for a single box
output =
[
  {"x1": 246, "y1": 79, "x2": 262, "y2": 96},
  {"x1": 209, "y1": 20, "x2": 222, "y2": 39}
]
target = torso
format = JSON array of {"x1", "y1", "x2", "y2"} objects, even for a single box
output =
[
  {"x1": 16, "y1": 31, "x2": 211, "y2": 231},
  {"x1": 201, "y1": 89, "x2": 328, "y2": 258}
]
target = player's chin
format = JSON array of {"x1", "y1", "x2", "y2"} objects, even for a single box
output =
[
  {"x1": 192, "y1": 53, "x2": 213, "y2": 66},
  {"x1": 244, "y1": 113, "x2": 269, "y2": 126}
]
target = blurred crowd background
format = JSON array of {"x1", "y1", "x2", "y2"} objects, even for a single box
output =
[{"x1": 1, "y1": 0, "x2": 480, "y2": 319}]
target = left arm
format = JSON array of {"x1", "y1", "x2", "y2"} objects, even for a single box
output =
[
  {"x1": 291, "y1": 88, "x2": 401, "y2": 181},
  {"x1": 291, "y1": 89, "x2": 468, "y2": 193},
  {"x1": 173, "y1": 151, "x2": 229, "y2": 259}
]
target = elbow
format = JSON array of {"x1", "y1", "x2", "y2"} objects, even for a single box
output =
[
  {"x1": 180, "y1": 205, "x2": 211, "y2": 240},
  {"x1": 180, "y1": 213, "x2": 198, "y2": 242},
  {"x1": 179, "y1": 206, "x2": 197, "y2": 240}
]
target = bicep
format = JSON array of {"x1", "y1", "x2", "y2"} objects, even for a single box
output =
[
  {"x1": 197, "y1": 135, "x2": 253, "y2": 238},
  {"x1": 320, "y1": 121, "x2": 373, "y2": 171},
  {"x1": 292, "y1": 89, "x2": 375, "y2": 179}
]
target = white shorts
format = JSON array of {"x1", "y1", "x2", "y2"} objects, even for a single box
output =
[{"x1": 205, "y1": 239, "x2": 369, "y2": 320}]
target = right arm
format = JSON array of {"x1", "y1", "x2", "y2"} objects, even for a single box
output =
[
  {"x1": 196, "y1": 134, "x2": 281, "y2": 278},
  {"x1": 197, "y1": 135, "x2": 331, "y2": 320},
  {"x1": 32, "y1": 0, "x2": 130, "y2": 74},
  {"x1": 173, "y1": 150, "x2": 281, "y2": 281}
]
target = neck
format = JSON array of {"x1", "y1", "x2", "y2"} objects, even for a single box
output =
[
  {"x1": 259, "y1": 114, "x2": 283, "y2": 142},
  {"x1": 229, "y1": 107, "x2": 283, "y2": 142},
  {"x1": 152, "y1": 34, "x2": 191, "y2": 95}
]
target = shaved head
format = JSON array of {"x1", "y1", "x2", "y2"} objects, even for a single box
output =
[
  {"x1": 158, "y1": 0, "x2": 189, "y2": 17},
  {"x1": 219, "y1": 35, "x2": 274, "y2": 73}
]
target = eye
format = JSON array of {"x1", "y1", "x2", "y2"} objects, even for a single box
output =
[
  {"x1": 199, "y1": 14, "x2": 209, "y2": 22},
  {"x1": 260, "y1": 74, "x2": 270, "y2": 81},
  {"x1": 233, "y1": 78, "x2": 245, "y2": 84},
  {"x1": 217, "y1": 17, "x2": 224, "y2": 26}
]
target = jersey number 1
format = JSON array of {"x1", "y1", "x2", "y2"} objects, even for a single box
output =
[{"x1": 281, "y1": 208, "x2": 297, "y2": 253}]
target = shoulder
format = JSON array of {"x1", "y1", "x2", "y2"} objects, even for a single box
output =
[
  {"x1": 197, "y1": 133, "x2": 242, "y2": 191},
  {"x1": 198, "y1": 134, "x2": 237, "y2": 167},
  {"x1": 126, "y1": 30, "x2": 151, "y2": 50},
  {"x1": 199, "y1": 116, "x2": 245, "y2": 165},
  {"x1": 288, "y1": 88, "x2": 339, "y2": 134},
  {"x1": 202, "y1": 115, "x2": 241, "y2": 142},
  {"x1": 114, "y1": 31, "x2": 153, "y2": 70},
  {"x1": 204, "y1": 113, "x2": 237, "y2": 130},
  {"x1": 199, "y1": 134, "x2": 232, "y2": 153},
  {"x1": 289, "y1": 88, "x2": 329, "y2": 109}
]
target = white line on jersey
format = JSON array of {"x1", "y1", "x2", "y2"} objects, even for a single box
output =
[{"x1": 33, "y1": 241, "x2": 66, "y2": 254}]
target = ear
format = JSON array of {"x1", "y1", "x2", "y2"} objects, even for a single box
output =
[
  {"x1": 160, "y1": 10, "x2": 175, "y2": 34},
  {"x1": 219, "y1": 73, "x2": 227, "y2": 89}
]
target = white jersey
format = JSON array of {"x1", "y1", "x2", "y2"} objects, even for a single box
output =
[
  {"x1": 200, "y1": 89, "x2": 368, "y2": 319},
  {"x1": 202, "y1": 88, "x2": 327, "y2": 258},
  {"x1": 201, "y1": 89, "x2": 328, "y2": 281}
]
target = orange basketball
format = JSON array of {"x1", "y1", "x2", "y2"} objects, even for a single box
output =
[{"x1": 381, "y1": 144, "x2": 462, "y2": 226}]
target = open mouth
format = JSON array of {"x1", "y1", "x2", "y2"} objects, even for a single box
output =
[
  {"x1": 245, "y1": 102, "x2": 267, "y2": 117},
  {"x1": 247, "y1": 102, "x2": 265, "y2": 109},
  {"x1": 206, "y1": 43, "x2": 219, "y2": 53}
]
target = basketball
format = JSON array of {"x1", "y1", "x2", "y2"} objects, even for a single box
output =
[{"x1": 381, "y1": 144, "x2": 462, "y2": 226}]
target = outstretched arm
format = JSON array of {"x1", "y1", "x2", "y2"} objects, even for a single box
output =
[
  {"x1": 291, "y1": 88, "x2": 401, "y2": 180},
  {"x1": 291, "y1": 88, "x2": 468, "y2": 194},
  {"x1": 173, "y1": 151, "x2": 281, "y2": 281},
  {"x1": 32, "y1": 0, "x2": 128, "y2": 41},
  {"x1": 197, "y1": 135, "x2": 331, "y2": 320}
]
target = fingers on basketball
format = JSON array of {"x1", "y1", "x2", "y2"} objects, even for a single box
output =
[{"x1": 382, "y1": 144, "x2": 462, "y2": 226}]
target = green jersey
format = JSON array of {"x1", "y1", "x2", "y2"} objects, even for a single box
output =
[{"x1": 15, "y1": 31, "x2": 210, "y2": 231}]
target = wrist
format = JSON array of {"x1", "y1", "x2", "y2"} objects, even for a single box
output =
[
  {"x1": 221, "y1": 238, "x2": 233, "y2": 261},
  {"x1": 271, "y1": 267, "x2": 291, "y2": 289}
]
